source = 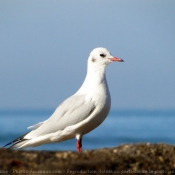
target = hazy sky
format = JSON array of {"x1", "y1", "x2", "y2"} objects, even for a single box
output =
[{"x1": 0, "y1": 0, "x2": 175, "y2": 110}]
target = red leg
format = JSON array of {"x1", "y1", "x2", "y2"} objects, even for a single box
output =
[{"x1": 76, "y1": 138, "x2": 82, "y2": 153}]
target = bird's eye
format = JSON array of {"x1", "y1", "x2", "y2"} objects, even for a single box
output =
[{"x1": 100, "y1": 53, "x2": 106, "y2": 58}]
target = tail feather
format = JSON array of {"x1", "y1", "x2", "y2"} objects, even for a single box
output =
[
  {"x1": 10, "y1": 140, "x2": 29, "y2": 149},
  {"x1": 3, "y1": 132, "x2": 30, "y2": 149}
]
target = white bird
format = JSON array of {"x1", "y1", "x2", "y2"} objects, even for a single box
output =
[{"x1": 4, "y1": 47, "x2": 124, "y2": 153}]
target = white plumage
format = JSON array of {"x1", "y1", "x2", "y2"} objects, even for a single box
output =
[{"x1": 4, "y1": 47, "x2": 123, "y2": 152}]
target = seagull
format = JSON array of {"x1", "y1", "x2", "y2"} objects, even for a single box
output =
[{"x1": 4, "y1": 47, "x2": 124, "y2": 153}]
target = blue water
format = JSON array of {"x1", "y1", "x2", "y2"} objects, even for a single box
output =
[{"x1": 1, "y1": 109, "x2": 175, "y2": 151}]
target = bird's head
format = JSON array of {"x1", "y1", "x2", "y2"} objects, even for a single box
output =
[{"x1": 88, "y1": 47, "x2": 124, "y2": 68}]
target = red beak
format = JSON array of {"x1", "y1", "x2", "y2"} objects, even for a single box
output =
[{"x1": 109, "y1": 57, "x2": 124, "y2": 62}]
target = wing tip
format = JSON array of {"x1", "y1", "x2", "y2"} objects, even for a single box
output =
[
  {"x1": 3, "y1": 131, "x2": 30, "y2": 149},
  {"x1": 3, "y1": 142, "x2": 12, "y2": 148}
]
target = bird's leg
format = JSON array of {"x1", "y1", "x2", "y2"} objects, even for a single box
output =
[{"x1": 76, "y1": 138, "x2": 82, "y2": 153}]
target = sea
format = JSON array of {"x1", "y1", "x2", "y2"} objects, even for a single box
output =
[{"x1": 1, "y1": 109, "x2": 175, "y2": 151}]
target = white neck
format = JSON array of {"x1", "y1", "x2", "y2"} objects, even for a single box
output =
[{"x1": 76, "y1": 61, "x2": 108, "y2": 95}]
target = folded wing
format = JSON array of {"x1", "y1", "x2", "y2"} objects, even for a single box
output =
[{"x1": 25, "y1": 94, "x2": 95, "y2": 139}]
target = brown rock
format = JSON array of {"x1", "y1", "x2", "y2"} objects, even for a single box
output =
[{"x1": 0, "y1": 143, "x2": 175, "y2": 175}]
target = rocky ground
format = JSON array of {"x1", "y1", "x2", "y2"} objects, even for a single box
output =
[{"x1": 0, "y1": 143, "x2": 175, "y2": 175}]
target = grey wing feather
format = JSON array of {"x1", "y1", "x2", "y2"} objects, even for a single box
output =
[
  {"x1": 27, "y1": 121, "x2": 45, "y2": 130},
  {"x1": 25, "y1": 95, "x2": 95, "y2": 139}
]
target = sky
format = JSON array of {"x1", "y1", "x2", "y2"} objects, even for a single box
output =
[{"x1": 0, "y1": 0, "x2": 175, "y2": 110}]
